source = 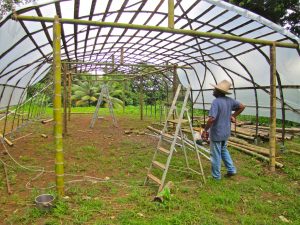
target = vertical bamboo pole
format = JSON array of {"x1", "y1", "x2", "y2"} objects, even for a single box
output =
[
  {"x1": 53, "y1": 15, "x2": 64, "y2": 197},
  {"x1": 112, "y1": 55, "x2": 115, "y2": 70},
  {"x1": 191, "y1": 90, "x2": 194, "y2": 126},
  {"x1": 63, "y1": 63, "x2": 67, "y2": 135},
  {"x1": 269, "y1": 43, "x2": 276, "y2": 172},
  {"x1": 172, "y1": 65, "x2": 178, "y2": 122},
  {"x1": 68, "y1": 71, "x2": 72, "y2": 121},
  {"x1": 172, "y1": 65, "x2": 178, "y2": 99},
  {"x1": 122, "y1": 81, "x2": 126, "y2": 113},
  {"x1": 168, "y1": 0, "x2": 174, "y2": 29},
  {"x1": 120, "y1": 47, "x2": 124, "y2": 64},
  {"x1": 140, "y1": 77, "x2": 144, "y2": 120}
]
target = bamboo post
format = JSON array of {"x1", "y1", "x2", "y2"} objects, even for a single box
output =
[
  {"x1": 172, "y1": 65, "x2": 178, "y2": 99},
  {"x1": 140, "y1": 77, "x2": 144, "y2": 120},
  {"x1": 53, "y1": 15, "x2": 64, "y2": 197},
  {"x1": 120, "y1": 47, "x2": 124, "y2": 64},
  {"x1": 168, "y1": 0, "x2": 174, "y2": 29},
  {"x1": 191, "y1": 90, "x2": 194, "y2": 126},
  {"x1": 63, "y1": 63, "x2": 67, "y2": 135},
  {"x1": 172, "y1": 65, "x2": 178, "y2": 123},
  {"x1": 155, "y1": 99, "x2": 157, "y2": 119},
  {"x1": 112, "y1": 54, "x2": 115, "y2": 70},
  {"x1": 68, "y1": 71, "x2": 72, "y2": 121},
  {"x1": 122, "y1": 80, "x2": 126, "y2": 113},
  {"x1": 2, "y1": 162, "x2": 12, "y2": 194},
  {"x1": 269, "y1": 43, "x2": 276, "y2": 172}
]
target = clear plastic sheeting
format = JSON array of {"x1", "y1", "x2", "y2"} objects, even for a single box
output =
[{"x1": 0, "y1": 0, "x2": 299, "y2": 123}]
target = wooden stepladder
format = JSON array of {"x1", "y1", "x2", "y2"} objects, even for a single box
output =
[
  {"x1": 144, "y1": 84, "x2": 206, "y2": 193},
  {"x1": 89, "y1": 85, "x2": 117, "y2": 128}
]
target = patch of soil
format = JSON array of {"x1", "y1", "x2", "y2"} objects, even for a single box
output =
[{"x1": 0, "y1": 114, "x2": 157, "y2": 221}]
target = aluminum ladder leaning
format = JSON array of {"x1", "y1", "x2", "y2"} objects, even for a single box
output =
[{"x1": 144, "y1": 84, "x2": 206, "y2": 194}]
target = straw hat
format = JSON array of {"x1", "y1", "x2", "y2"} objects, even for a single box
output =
[{"x1": 210, "y1": 80, "x2": 232, "y2": 94}]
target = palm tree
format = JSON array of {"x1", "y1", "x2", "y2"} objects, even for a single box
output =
[
  {"x1": 71, "y1": 74, "x2": 124, "y2": 108},
  {"x1": 71, "y1": 77, "x2": 100, "y2": 106}
]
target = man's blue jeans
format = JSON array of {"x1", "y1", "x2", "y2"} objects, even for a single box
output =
[{"x1": 210, "y1": 140, "x2": 236, "y2": 179}]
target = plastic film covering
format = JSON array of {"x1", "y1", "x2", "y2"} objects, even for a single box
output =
[{"x1": 0, "y1": 0, "x2": 299, "y2": 122}]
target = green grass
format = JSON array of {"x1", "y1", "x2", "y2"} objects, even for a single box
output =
[{"x1": 0, "y1": 107, "x2": 299, "y2": 224}]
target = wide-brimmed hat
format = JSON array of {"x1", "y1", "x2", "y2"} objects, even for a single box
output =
[{"x1": 210, "y1": 80, "x2": 232, "y2": 94}]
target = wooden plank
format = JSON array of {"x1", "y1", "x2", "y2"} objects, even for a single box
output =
[
  {"x1": 158, "y1": 146, "x2": 170, "y2": 155},
  {"x1": 147, "y1": 173, "x2": 162, "y2": 185},
  {"x1": 152, "y1": 160, "x2": 166, "y2": 170}
]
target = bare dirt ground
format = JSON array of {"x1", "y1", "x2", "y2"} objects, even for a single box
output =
[
  {"x1": 0, "y1": 114, "x2": 159, "y2": 221},
  {"x1": 0, "y1": 113, "x2": 299, "y2": 224}
]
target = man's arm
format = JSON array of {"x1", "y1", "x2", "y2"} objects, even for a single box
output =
[
  {"x1": 231, "y1": 103, "x2": 245, "y2": 123},
  {"x1": 204, "y1": 116, "x2": 215, "y2": 131},
  {"x1": 201, "y1": 116, "x2": 215, "y2": 141}
]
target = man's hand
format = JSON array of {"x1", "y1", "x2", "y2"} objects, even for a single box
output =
[
  {"x1": 232, "y1": 103, "x2": 245, "y2": 121},
  {"x1": 231, "y1": 116, "x2": 236, "y2": 123},
  {"x1": 201, "y1": 131, "x2": 209, "y2": 141}
]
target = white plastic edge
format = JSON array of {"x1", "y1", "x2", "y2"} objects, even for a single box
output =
[{"x1": 204, "y1": 0, "x2": 300, "y2": 45}]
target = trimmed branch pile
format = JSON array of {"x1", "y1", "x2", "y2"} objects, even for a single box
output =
[
  {"x1": 228, "y1": 137, "x2": 284, "y2": 168},
  {"x1": 231, "y1": 123, "x2": 299, "y2": 141}
]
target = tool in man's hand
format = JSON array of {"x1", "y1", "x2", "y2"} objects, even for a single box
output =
[{"x1": 201, "y1": 130, "x2": 209, "y2": 142}]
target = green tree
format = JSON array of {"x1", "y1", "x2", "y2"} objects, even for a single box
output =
[
  {"x1": 71, "y1": 74, "x2": 124, "y2": 108},
  {"x1": 71, "y1": 78, "x2": 99, "y2": 107},
  {"x1": 0, "y1": 0, "x2": 34, "y2": 19},
  {"x1": 130, "y1": 63, "x2": 171, "y2": 106},
  {"x1": 226, "y1": 0, "x2": 300, "y2": 36},
  {"x1": 98, "y1": 76, "x2": 125, "y2": 108}
]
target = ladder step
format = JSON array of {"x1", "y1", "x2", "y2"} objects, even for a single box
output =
[
  {"x1": 152, "y1": 160, "x2": 166, "y2": 170},
  {"x1": 157, "y1": 146, "x2": 170, "y2": 155},
  {"x1": 161, "y1": 132, "x2": 173, "y2": 139},
  {"x1": 147, "y1": 173, "x2": 162, "y2": 185},
  {"x1": 167, "y1": 119, "x2": 188, "y2": 124}
]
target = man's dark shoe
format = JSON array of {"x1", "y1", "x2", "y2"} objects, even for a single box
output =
[{"x1": 224, "y1": 173, "x2": 236, "y2": 178}]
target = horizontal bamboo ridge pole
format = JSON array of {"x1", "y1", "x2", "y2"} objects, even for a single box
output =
[
  {"x1": 13, "y1": 15, "x2": 299, "y2": 49},
  {"x1": 63, "y1": 61, "x2": 192, "y2": 69},
  {"x1": 70, "y1": 73, "x2": 138, "y2": 77}
]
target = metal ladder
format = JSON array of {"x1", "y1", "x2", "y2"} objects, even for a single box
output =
[
  {"x1": 89, "y1": 85, "x2": 117, "y2": 128},
  {"x1": 144, "y1": 84, "x2": 206, "y2": 193}
]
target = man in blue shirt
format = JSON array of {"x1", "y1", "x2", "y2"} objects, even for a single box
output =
[{"x1": 202, "y1": 80, "x2": 245, "y2": 180}]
